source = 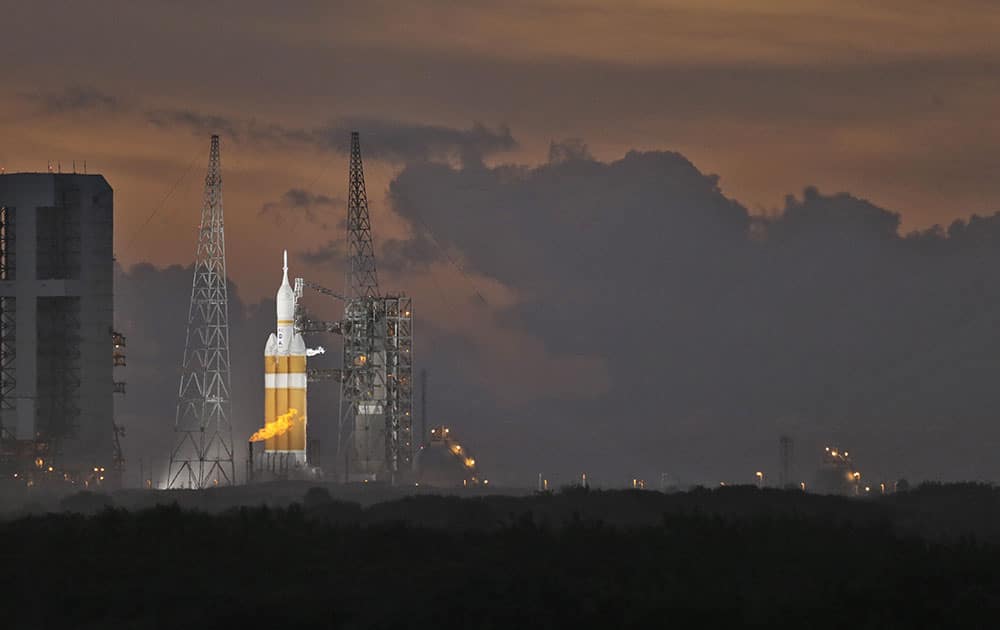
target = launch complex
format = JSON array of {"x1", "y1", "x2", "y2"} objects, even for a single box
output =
[
  {"x1": 0, "y1": 132, "x2": 867, "y2": 495},
  {"x1": 170, "y1": 131, "x2": 416, "y2": 488},
  {"x1": 0, "y1": 128, "x2": 472, "y2": 491}
]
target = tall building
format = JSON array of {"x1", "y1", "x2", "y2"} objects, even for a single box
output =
[{"x1": 0, "y1": 173, "x2": 114, "y2": 477}]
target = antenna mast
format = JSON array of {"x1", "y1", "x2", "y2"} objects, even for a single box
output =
[
  {"x1": 346, "y1": 131, "x2": 378, "y2": 298},
  {"x1": 168, "y1": 135, "x2": 235, "y2": 488}
]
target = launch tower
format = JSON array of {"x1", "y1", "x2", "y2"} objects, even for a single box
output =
[
  {"x1": 337, "y1": 132, "x2": 413, "y2": 481},
  {"x1": 167, "y1": 135, "x2": 235, "y2": 489}
]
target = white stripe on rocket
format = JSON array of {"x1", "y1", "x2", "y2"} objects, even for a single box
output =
[{"x1": 264, "y1": 373, "x2": 308, "y2": 389}]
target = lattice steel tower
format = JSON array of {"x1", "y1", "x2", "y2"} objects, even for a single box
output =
[
  {"x1": 168, "y1": 135, "x2": 235, "y2": 488},
  {"x1": 346, "y1": 131, "x2": 378, "y2": 299},
  {"x1": 337, "y1": 132, "x2": 413, "y2": 481}
]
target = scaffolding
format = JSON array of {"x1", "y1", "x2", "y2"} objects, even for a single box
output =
[
  {"x1": 339, "y1": 296, "x2": 386, "y2": 478},
  {"x1": 335, "y1": 295, "x2": 413, "y2": 480},
  {"x1": 383, "y1": 295, "x2": 413, "y2": 473}
]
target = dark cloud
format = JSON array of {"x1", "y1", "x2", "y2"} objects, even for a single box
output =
[
  {"x1": 312, "y1": 118, "x2": 517, "y2": 165},
  {"x1": 548, "y1": 138, "x2": 593, "y2": 164},
  {"x1": 28, "y1": 86, "x2": 119, "y2": 114},
  {"x1": 298, "y1": 240, "x2": 344, "y2": 267},
  {"x1": 384, "y1": 148, "x2": 1000, "y2": 486},
  {"x1": 942, "y1": 213, "x2": 1000, "y2": 248},
  {"x1": 145, "y1": 109, "x2": 242, "y2": 140},
  {"x1": 388, "y1": 149, "x2": 749, "y2": 292},
  {"x1": 771, "y1": 186, "x2": 901, "y2": 243},
  {"x1": 379, "y1": 234, "x2": 442, "y2": 272},
  {"x1": 138, "y1": 107, "x2": 515, "y2": 165},
  {"x1": 260, "y1": 188, "x2": 342, "y2": 228}
]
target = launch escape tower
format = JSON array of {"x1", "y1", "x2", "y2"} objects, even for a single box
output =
[{"x1": 168, "y1": 135, "x2": 235, "y2": 489}]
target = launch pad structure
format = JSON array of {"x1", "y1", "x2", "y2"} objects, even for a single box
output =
[
  {"x1": 337, "y1": 293, "x2": 413, "y2": 480},
  {"x1": 337, "y1": 132, "x2": 413, "y2": 482},
  {"x1": 290, "y1": 132, "x2": 413, "y2": 483},
  {"x1": 166, "y1": 131, "x2": 411, "y2": 486}
]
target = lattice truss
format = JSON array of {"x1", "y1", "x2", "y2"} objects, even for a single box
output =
[
  {"x1": 333, "y1": 133, "x2": 414, "y2": 480},
  {"x1": 383, "y1": 296, "x2": 412, "y2": 472},
  {"x1": 168, "y1": 135, "x2": 235, "y2": 489}
]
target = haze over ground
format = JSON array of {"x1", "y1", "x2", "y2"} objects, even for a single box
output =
[{"x1": 3, "y1": 1, "x2": 1000, "y2": 486}]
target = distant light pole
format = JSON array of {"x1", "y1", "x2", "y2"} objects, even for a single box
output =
[{"x1": 755, "y1": 471, "x2": 764, "y2": 489}]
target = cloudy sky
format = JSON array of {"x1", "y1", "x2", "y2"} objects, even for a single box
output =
[{"x1": 4, "y1": 1, "x2": 1000, "y2": 487}]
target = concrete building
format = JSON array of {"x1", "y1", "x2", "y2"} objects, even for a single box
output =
[{"x1": 0, "y1": 173, "x2": 114, "y2": 476}]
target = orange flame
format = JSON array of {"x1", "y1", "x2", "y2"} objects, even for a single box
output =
[{"x1": 249, "y1": 408, "x2": 299, "y2": 442}]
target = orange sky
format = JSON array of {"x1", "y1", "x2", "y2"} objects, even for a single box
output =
[{"x1": 2, "y1": 0, "x2": 1000, "y2": 299}]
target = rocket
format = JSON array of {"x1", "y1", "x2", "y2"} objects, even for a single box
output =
[{"x1": 262, "y1": 250, "x2": 308, "y2": 465}]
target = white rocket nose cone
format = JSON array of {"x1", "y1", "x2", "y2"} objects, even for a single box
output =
[{"x1": 277, "y1": 249, "x2": 295, "y2": 320}]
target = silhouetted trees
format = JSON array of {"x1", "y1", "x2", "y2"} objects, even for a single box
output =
[{"x1": 1, "y1": 485, "x2": 1000, "y2": 626}]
